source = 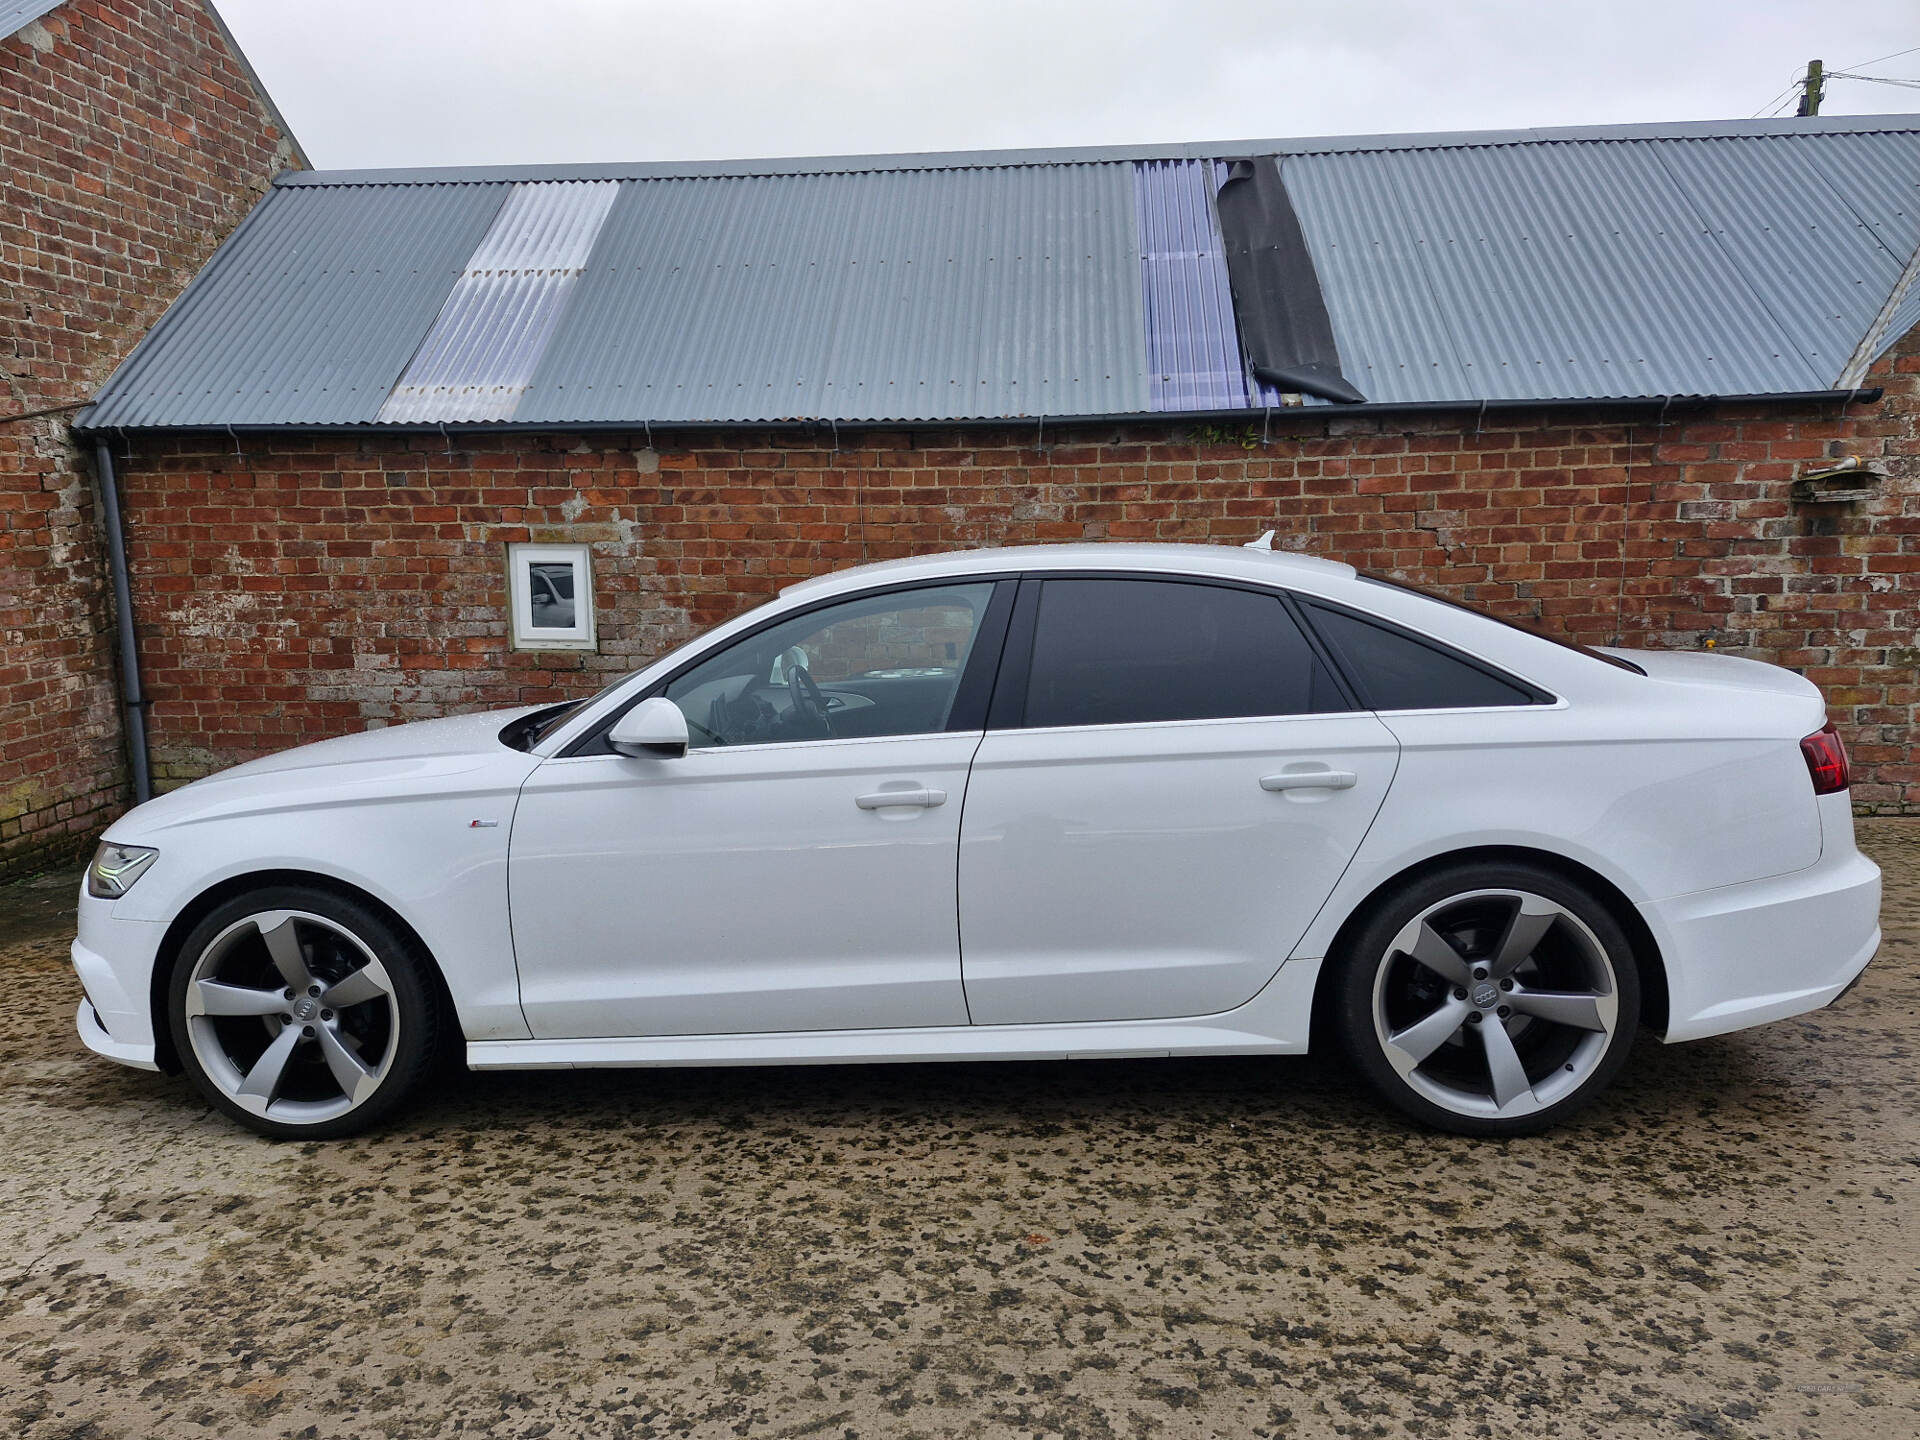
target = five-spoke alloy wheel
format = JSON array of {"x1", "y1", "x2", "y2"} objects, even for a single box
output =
[
  {"x1": 168, "y1": 887, "x2": 442, "y2": 1138},
  {"x1": 1333, "y1": 864, "x2": 1640, "y2": 1136}
]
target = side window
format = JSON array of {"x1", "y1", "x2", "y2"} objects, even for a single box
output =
[
  {"x1": 1305, "y1": 603, "x2": 1539, "y2": 710},
  {"x1": 1021, "y1": 578, "x2": 1345, "y2": 728},
  {"x1": 663, "y1": 584, "x2": 997, "y2": 748}
]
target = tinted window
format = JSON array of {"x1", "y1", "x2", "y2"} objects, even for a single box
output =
[
  {"x1": 1359, "y1": 574, "x2": 1644, "y2": 674},
  {"x1": 1022, "y1": 579, "x2": 1344, "y2": 728},
  {"x1": 1306, "y1": 604, "x2": 1537, "y2": 710},
  {"x1": 664, "y1": 584, "x2": 996, "y2": 747}
]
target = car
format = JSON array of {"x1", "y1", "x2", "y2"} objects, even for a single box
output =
[{"x1": 72, "y1": 541, "x2": 1882, "y2": 1139}]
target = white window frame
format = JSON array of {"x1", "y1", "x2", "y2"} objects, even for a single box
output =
[{"x1": 507, "y1": 543, "x2": 597, "y2": 651}]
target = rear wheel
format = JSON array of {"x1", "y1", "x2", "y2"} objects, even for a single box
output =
[
  {"x1": 1332, "y1": 863, "x2": 1639, "y2": 1136},
  {"x1": 167, "y1": 887, "x2": 444, "y2": 1139}
]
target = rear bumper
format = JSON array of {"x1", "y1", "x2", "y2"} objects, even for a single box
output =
[{"x1": 1644, "y1": 846, "x2": 1881, "y2": 1043}]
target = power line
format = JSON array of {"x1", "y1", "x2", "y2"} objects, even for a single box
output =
[
  {"x1": 1827, "y1": 71, "x2": 1920, "y2": 91},
  {"x1": 1750, "y1": 72, "x2": 1805, "y2": 119},
  {"x1": 1839, "y1": 43, "x2": 1920, "y2": 72}
]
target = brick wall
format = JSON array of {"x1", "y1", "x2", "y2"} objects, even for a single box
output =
[
  {"x1": 112, "y1": 327, "x2": 1920, "y2": 814},
  {"x1": 0, "y1": 0, "x2": 296, "y2": 876}
]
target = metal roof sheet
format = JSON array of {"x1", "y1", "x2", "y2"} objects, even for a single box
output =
[
  {"x1": 82, "y1": 183, "x2": 509, "y2": 429},
  {"x1": 516, "y1": 164, "x2": 1144, "y2": 424},
  {"x1": 1, "y1": 0, "x2": 62, "y2": 39},
  {"x1": 1290, "y1": 138, "x2": 1839, "y2": 402},
  {"x1": 76, "y1": 116, "x2": 1920, "y2": 431}
]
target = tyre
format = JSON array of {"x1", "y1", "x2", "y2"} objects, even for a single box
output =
[
  {"x1": 1331, "y1": 863, "x2": 1640, "y2": 1137},
  {"x1": 167, "y1": 886, "x2": 446, "y2": 1139}
]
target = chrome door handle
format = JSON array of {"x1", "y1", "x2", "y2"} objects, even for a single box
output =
[
  {"x1": 855, "y1": 788, "x2": 947, "y2": 810},
  {"x1": 1260, "y1": 770, "x2": 1357, "y2": 792}
]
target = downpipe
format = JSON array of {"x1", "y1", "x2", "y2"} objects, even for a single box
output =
[{"x1": 92, "y1": 441, "x2": 152, "y2": 804}]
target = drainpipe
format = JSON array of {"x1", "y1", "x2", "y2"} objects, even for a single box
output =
[{"x1": 92, "y1": 441, "x2": 152, "y2": 804}]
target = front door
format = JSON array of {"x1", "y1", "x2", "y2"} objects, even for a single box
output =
[
  {"x1": 958, "y1": 576, "x2": 1399, "y2": 1025},
  {"x1": 509, "y1": 580, "x2": 1008, "y2": 1039}
]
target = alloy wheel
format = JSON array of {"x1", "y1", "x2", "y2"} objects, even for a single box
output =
[
  {"x1": 1369, "y1": 888, "x2": 1621, "y2": 1121},
  {"x1": 182, "y1": 909, "x2": 400, "y2": 1124}
]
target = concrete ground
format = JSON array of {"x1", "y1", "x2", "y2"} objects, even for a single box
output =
[{"x1": 0, "y1": 829, "x2": 1914, "y2": 1440}]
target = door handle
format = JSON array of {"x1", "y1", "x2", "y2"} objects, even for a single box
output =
[
  {"x1": 1260, "y1": 770, "x2": 1357, "y2": 792},
  {"x1": 855, "y1": 788, "x2": 947, "y2": 810}
]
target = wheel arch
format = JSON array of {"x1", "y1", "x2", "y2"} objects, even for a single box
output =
[
  {"x1": 148, "y1": 868, "x2": 458, "y2": 1074},
  {"x1": 1308, "y1": 845, "x2": 1670, "y2": 1046}
]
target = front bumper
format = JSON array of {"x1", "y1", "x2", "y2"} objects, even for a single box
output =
[
  {"x1": 1644, "y1": 845, "x2": 1882, "y2": 1043},
  {"x1": 71, "y1": 895, "x2": 167, "y2": 1070},
  {"x1": 76, "y1": 998, "x2": 159, "y2": 1070}
]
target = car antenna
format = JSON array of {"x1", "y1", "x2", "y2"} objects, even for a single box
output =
[{"x1": 1243, "y1": 530, "x2": 1277, "y2": 551}]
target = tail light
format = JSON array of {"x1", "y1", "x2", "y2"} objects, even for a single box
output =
[{"x1": 1800, "y1": 721, "x2": 1850, "y2": 795}]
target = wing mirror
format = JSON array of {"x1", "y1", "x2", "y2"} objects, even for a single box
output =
[{"x1": 608, "y1": 696, "x2": 690, "y2": 758}]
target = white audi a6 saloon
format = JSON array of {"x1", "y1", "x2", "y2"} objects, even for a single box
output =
[{"x1": 73, "y1": 542, "x2": 1882, "y2": 1138}]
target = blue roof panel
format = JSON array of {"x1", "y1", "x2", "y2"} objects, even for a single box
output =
[{"x1": 1135, "y1": 159, "x2": 1250, "y2": 411}]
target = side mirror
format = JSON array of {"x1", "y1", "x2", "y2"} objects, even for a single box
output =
[{"x1": 608, "y1": 696, "x2": 690, "y2": 758}]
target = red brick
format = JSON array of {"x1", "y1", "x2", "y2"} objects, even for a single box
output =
[{"x1": 0, "y1": 0, "x2": 294, "y2": 877}]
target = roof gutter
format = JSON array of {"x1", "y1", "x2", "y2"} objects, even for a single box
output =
[{"x1": 69, "y1": 389, "x2": 1881, "y2": 439}]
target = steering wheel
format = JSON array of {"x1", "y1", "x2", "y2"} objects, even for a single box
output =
[{"x1": 787, "y1": 663, "x2": 833, "y2": 738}]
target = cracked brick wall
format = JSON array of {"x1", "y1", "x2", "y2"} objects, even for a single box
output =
[
  {"x1": 0, "y1": 0, "x2": 297, "y2": 877},
  {"x1": 109, "y1": 326, "x2": 1920, "y2": 814}
]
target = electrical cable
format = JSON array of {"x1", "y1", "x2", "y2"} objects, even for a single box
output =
[{"x1": 1838, "y1": 43, "x2": 1920, "y2": 72}]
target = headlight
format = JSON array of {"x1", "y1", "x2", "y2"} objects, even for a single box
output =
[{"x1": 87, "y1": 842, "x2": 158, "y2": 899}]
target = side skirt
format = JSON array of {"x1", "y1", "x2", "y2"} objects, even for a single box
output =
[{"x1": 468, "y1": 958, "x2": 1322, "y2": 1070}]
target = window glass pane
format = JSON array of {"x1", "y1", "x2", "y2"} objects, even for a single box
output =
[
  {"x1": 664, "y1": 584, "x2": 995, "y2": 747},
  {"x1": 1023, "y1": 579, "x2": 1342, "y2": 728},
  {"x1": 1358, "y1": 574, "x2": 1643, "y2": 673},
  {"x1": 1308, "y1": 605, "x2": 1536, "y2": 710},
  {"x1": 526, "y1": 562, "x2": 577, "y2": 630}
]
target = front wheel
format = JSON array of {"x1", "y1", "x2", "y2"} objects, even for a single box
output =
[
  {"x1": 167, "y1": 886, "x2": 445, "y2": 1139},
  {"x1": 1331, "y1": 864, "x2": 1640, "y2": 1136}
]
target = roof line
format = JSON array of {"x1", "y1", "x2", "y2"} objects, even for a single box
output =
[
  {"x1": 273, "y1": 114, "x2": 1920, "y2": 188},
  {"x1": 74, "y1": 182, "x2": 290, "y2": 421},
  {"x1": 0, "y1": 0, "x2": 63, "y2": 42},
  {"x1": 1840, "y1": 236, "x2": 1920, "y2": 388},
  {"x1": 70, "y1": 388, "x2": 1882, "y2": 437},
  {"x1": 199, "y1": 0, "x2": 308, "y2": 170}
]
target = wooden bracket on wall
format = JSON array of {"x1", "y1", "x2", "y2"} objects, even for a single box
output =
[{"x1": 1790, "y1": 456, "x2": 1883, "y2": 505}]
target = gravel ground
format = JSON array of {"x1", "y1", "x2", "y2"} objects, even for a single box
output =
[{"x1": 1, "y1": 826, "x2": 1914, "y2": 1440}]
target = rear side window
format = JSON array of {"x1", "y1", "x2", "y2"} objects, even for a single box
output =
[
  {"x1": 1022, "y1": 578, "x2": 1345, "y2": 727},
  {"x1": 1305, "y1": 603, "x2": 1539, "y2": 710}
]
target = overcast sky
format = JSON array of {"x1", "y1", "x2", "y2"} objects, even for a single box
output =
[{"x1": 214, "y1": 1, "x2": 1919, "y2": 170}]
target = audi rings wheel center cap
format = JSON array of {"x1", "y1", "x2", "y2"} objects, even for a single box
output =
[
  {"x1": 292, "y1": 997, "x2": 319, "y2": 1022},
  {"x1": 1471, "y1": 982, "x2": 1499, "y2": 1009}
]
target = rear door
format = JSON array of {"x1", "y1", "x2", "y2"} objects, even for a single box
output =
[{"x1": 957, "y1": 575, "x2": 1399, "y2": 1025}]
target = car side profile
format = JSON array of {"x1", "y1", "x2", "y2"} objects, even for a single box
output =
[{"x1": 73, "y1": 542, "x2": 1882, "y2": 1138}]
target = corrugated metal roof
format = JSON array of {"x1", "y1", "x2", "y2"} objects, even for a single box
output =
[
  {"x1": 76, "y1": 115, "x2": 1920, "y2": 431},
  {"x1": 82, "y1": 184, "x2": 509, "y2": 429},
  {"x1": 1, "y1": 0, "x2": 62, "y2": 39},
  {"x1": 378, "y1": 181, "x2": 620, "y2": 422},
  {"x1": 1283, "y1": 127, "x2": 1920, "y2": 405},
  {"x1": 1288, "y1": 138, "x2": 1840, "y2": 403},
  {"x1": 516, "y1": 164, "x2": 1144, "y2": 423}
]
